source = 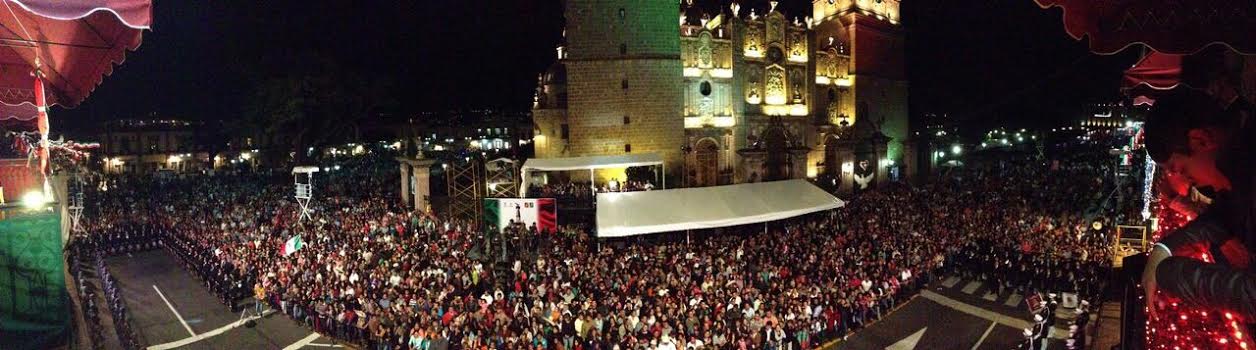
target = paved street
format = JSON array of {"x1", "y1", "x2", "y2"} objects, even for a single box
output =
[
  {"x1": 106, "y1": 249, "x2": 348, "y2": 350},
  {"x1": 830, "y1": 276, "x2": 1091, "y2": 350}
]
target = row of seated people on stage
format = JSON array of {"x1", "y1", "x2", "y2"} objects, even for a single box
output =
[
  {"x1": 526, "y1": 179, "x2": 655, "y2": 204},
  {"x1": 77, "y1": 150, "x2": 1114, "y2": 350}
]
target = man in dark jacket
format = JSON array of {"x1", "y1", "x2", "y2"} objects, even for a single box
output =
[{"x1": 1141, "y1": 87, "x2": 1255, "y2": 319}]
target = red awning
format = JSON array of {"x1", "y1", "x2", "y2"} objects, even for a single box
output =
[
  {"x1": 0, "y1": 0, "x2": 150, "y2": 121},
  {"x1": 1122, "y1": 52, "x2": 1182, "y2": 96},
  {"x1": 0, "y1": 158, "x2": 39, "y2": 203},
  {"x1": 1034, "y1": 0, "x2": 1255, "y2": 55},
  {"x1": 9, "y1": 0, "x2": 150, "y2": 29}
]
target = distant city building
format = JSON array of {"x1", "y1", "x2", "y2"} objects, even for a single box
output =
[
  {"x1": 97, "y1": 119, "x2": 213, "y2": 174},
  {"x1": 1077, "y1": 102, "x2": 1148, "y2": 129},
  {"x1": 532, "y1": 0, "x2": 911, "y2": 191},
  {"x1": 403, "y1": 109, "x2": 532, "y2": 157}
]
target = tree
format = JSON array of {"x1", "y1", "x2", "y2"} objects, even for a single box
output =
[{"x1": 244, "y1": 61, "x2": 395, "y2": 165}]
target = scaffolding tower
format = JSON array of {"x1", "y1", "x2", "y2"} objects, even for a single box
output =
[
  {"x1": 68, "y1": 172, "x2": 85, "y2": 233},
  {"x1": 485, "y1": 158, "x2": 519, "y2": 198},
  {"x1": 293, "y1": 166, "x2": 320, "y2": 222},
  {"x1": 445, "y1": 159, "x2": 483, "y2": 228}
]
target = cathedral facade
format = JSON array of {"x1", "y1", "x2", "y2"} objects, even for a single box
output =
[{"x1": 533, "y1": 0, "x2": 911, "y2": 192}]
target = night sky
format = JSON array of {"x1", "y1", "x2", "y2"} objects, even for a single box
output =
[{"x1": 57, "y1": 0, "x2": 1137, "y2": 134}]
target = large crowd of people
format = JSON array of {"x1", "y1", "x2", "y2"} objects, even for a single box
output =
[{"x1": 72, "y1": 148, "x2": 1116, "y2": 349}]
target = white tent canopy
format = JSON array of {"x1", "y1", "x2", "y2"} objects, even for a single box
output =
[
  {"x1": 596, "y1": 179, "x2": 845, "y2": 237},
  {"x1": 520, "y1": 153, "x2": 665, "y2": 197},
  {"x1": 521, "y1": 153, "x2": 662, "y2": 172}
]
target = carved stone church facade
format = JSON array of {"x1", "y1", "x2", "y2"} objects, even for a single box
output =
[{"x1": 533, "y1": 0, "x2": 911, "y2": 193}]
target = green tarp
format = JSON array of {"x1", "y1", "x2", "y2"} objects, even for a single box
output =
[{"x1": 0, "y1": 206, "x2": 67, "y2": 350}]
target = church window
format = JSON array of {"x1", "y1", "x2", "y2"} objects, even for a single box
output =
[
  {"x1": 767, "y1": 47, "x2": 784, "y2": 64},
  {"x1": 618, "y1": 8, "x2": 625, "y2": 22},
  {"x1": 699, "y1": 81, "x2": 712, "y2": 96}
]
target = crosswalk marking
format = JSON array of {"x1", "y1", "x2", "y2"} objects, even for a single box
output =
[
  {"x1": 961, "y1": 281, "x2": 982, "y2": 294},
  {"x1": 920, "y1": 290, "x2": 1069, "y2": 339},
  {"x1": 283, "y1": 333, "x2": 321, "y2": 350},
  {"x1": 982, "y1": 291, "x2": 998, "y2": 301},
  {"x1": 970, "y1": 322, "x2": 998, "y2": 350},
  {"x1": 885, "y1": 327, "x2": 927, "y2": 350},
  {"x1": 1004, "y1": 293, "x2": 1023, "y2": 307},
  {"x1": 941, "y1": 276, "x2": 961, "y2": 288}
]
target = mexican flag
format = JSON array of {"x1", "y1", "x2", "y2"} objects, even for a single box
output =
[
  {"x1": 484, "y1": 198, "x2": 557, "y2": 233},
  {"x1": 282, "y1": 235, "x2": 304, "y2": 256}
]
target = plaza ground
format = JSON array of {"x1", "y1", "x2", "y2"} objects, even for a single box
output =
[
  {"x1": 106, "y1": 250, "x2": 350, "y2": 350},
  {"x1": 827, "y1": 275, "x2": 1095, "y2": 350}
]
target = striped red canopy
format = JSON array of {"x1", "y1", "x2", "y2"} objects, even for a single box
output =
[
  {"x1": 0, "y1": 0, "x2": 150, "y2": 121},
  {"x1": 1034, "y1": 0, "x2": 1254, "y2": 55},
  {"x1": 1122, "y1": 52, "x2": 1182, "y2": 97}
]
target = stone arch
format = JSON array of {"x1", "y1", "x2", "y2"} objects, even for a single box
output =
[
  {"x1": 824, "y1": 134, "x2": 842, "y2": 175},
  {"x1": 760, "y1": 125, "x2": 792, "y2": 181},
  {"x1": 693, "y1": 137, "x2": 721, "y2": 187}
]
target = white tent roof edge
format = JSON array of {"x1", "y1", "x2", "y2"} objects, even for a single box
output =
[
  {"x1": 595, "y1": 179, "x2": 845, "y2": 238},
  {"x1": 520, "y1": 153, "x2": 664, "y2": 172}
]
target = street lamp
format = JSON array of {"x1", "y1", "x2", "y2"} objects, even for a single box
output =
[
  {"x1": 22, "y1": 190, "x2": 49, "y2": 209},
  {"x1": 951, "y1": 144, "x2": 962, "y2": 155}
]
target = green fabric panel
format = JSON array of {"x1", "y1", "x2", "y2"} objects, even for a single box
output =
[
  {"x1": 0, "y1": 207, "x2": 68, "y2": 350},
  {"x1": 483, "y1": 199, "x2": 500, "y2": 232}
]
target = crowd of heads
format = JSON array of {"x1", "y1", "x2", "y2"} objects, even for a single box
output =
[{"x1": 74, "y1": 147, "x2": 1118, "y2": 350}]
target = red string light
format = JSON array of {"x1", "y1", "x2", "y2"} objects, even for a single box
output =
[{"x1": 1144, "y1": 189, "x2": 1250, "y2": 349}]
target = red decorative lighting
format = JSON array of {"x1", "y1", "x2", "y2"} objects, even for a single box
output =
[{"x1": 1144, "y1": 187, "x2": 1250, "y2": 349}]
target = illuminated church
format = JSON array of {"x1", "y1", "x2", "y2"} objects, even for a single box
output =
[{"x1": 532, "y1": 0, "x2": 910, "y2": 192}]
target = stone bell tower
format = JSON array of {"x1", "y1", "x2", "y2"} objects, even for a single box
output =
[
  {"x1": 810, "y1": 0, "x2": 910, "y2": 179},
  {"x1": 561, "y1": 0, "x2": 686, "y2": 182}
]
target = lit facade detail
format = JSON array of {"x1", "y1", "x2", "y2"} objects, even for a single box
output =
[
  {"x1": 812, "y1": 0, "x2": 900, "y2": 25},
  {"x1": 762, "y1": 104, "x2": 810, "y2": 117},
  {"x1": 685, "y1": 116, "x2": 736, "y2": 128},
  {"x1": 533, "y1": 0, "x2": 909, "y2": 190}
]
